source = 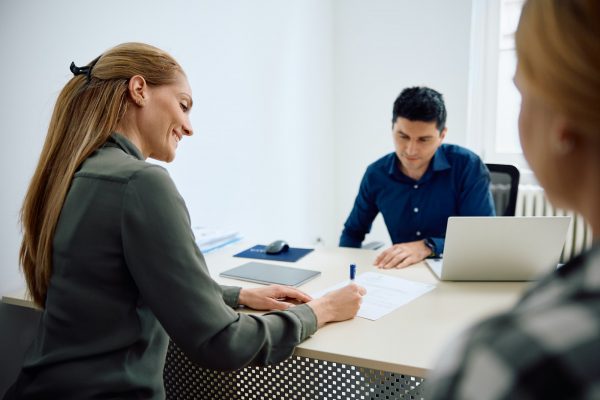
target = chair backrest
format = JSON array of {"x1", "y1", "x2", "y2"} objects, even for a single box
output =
[
  {"x1": 486, "y1": 163, "x2": 520, "y2": 216},
  {"x1": 0, "y1": 302, "x2": 41, "y2": 397}
]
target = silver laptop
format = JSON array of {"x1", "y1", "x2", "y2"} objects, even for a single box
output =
[{"x1": 426, "y1": 216, "x2": 571, "y2": 281}]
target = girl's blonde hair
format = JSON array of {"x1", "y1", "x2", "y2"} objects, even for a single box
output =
[
  {"x1": 20, "y1": 42, "x2": 183, "y2": 308},
  {"x1": 515, "y1": 0, "x2": 600, "y2": 137}
]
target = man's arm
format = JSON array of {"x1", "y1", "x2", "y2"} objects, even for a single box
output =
[
  {"x1": 426, "y1": 156, "x2": 494, "y2": 257},
  {"x1": 339, "y1": 172, "x2": 379, "y2": 248},
  {"x1": 458, "y1": 158, "x2": 496, "y2": 217},
  {"x1": 421, "y1": 159, "x2": 495, "y2": 258}
]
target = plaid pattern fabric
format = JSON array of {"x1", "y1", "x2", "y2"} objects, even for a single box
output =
[{"x1": 425, "y1": 244, "x2": 600, "y2": 400}]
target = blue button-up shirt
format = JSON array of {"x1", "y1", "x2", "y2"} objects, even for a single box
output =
[{"x1": 339, "y1": 144, "x2": 495, "y2": 255}]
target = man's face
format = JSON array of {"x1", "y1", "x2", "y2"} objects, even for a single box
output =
[{"x1": 392, "y1": 117, "x2": 446, "y2": 176}]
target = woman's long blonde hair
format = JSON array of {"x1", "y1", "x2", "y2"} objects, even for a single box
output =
[
  {"x1": 515, "y1": 0, "x2": 600, "y2": 137},
  {"x1": 20, "y1": 42, "x2": 183, "y2": 308}
]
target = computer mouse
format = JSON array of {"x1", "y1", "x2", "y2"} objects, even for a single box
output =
[{"x1": 265, "y1": 240, "x2": 290, "y2": 255}]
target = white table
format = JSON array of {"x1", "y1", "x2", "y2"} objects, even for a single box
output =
[
  {"x1": 3, "y1": 242, "x2": 528, "y2": 399},
  {"x1": 204, "y1": 242, "x2": 527, "y2": 377}
]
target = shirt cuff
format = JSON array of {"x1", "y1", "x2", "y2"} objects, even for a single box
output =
[
  {"x1": 286, "y1": 303, "x2": 318, "y2": 341},
  {"x1": 428, "y1": 237, "x2": 445, "y2": 257},
  {"x1": 220, "y1": 285, "x2": 241, "y2": 308}
]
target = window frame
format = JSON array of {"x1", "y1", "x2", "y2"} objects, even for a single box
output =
[{"x1": 467, "y1": 0, "x2": 536, "y2": 182}]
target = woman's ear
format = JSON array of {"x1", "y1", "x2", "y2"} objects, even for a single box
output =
[
  {"x1": 128, "y1": 75, "x2": 148, "y2": 107},
  {"x1": 550, "y1": 116, "x2": 578, "y2": 156}
]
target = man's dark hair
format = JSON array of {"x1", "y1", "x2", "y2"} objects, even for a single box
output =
[{"x1": 392, "y1": 86, "x2": 447, "y2": 131}]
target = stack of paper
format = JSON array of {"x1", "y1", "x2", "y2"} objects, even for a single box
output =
[
  {"x1": 311, "y1": 272, "x2": 435, "y2": 320},
  {"x1": 192, "y1": 226, "x2": 242, "y2": 254}
]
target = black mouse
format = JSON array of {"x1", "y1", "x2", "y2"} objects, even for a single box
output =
[{"x1": 265, "y1": 240, "x2": 290, "y2": 255}]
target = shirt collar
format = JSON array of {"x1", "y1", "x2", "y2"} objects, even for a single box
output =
[
  {"x1": 106, "y1": 132, "x2": 145, "y2": 161},
  {"x1": 430, "y1": 146, "x2": 451, "y2": 172},
  {"x1": 387, "y1": 145, "x2": 451, "y2": 182}
]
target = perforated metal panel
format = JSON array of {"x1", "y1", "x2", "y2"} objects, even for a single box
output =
[{"x1": 164, "y1": 341, "x2": 425, "y2": 400}]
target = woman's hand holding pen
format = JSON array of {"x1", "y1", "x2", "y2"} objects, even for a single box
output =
[
  {"x1": 239, "y1": 263, "x2": 367, "y2": 328},
  {"x1": 307, "y1": 284, "x2": 367, "y2": 328}
]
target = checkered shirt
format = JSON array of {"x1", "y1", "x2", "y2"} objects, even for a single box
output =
[{"x1": 424, "y1": 244, "x2": 600, "y2": 399}]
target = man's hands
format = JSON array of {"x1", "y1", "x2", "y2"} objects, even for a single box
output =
[
  {"x1": 374, "y1": 239, "x2": 432, "y2": 269},
  {"x1": 238, "y1": 285, "x2": 312, "y2": 311}
]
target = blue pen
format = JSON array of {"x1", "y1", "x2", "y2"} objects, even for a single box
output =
[{"x1": 350, "y1": 264, "x2": 356, "y2": 282}]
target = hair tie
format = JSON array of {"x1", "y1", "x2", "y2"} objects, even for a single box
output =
[{"x1": 69, "y1": 55, "x2": 101, "y2": 82}]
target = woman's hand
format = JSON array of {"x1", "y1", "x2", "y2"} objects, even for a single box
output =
[
  {"x1": 307, "y1": 284, "x2": 367, "y2": 328},
  {"x1": 238, "y1": 285, "x2": 313, "y2": 311}
]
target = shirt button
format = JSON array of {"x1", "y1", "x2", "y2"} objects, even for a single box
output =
[
  {"x1": 414, "y1": 184, "x2": 419, "y2": 189},
  {"x1": 414, "y1": 207, "x2": 419, "y2": 213},
  {"x1": 416, "y1": 231, "x2": 421, "y2": 236}
]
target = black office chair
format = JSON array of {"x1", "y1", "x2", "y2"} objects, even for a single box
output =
[
  {"x1": 0, "y1": 303, "x2": 42, "y2": 396},
  {"x1": 486, "y1": 163, "x2": 520, "y2": 216}
]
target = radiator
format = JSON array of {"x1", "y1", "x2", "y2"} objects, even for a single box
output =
[{"x1": 515, "y1": 184, "x2": 594, "y2": 263}]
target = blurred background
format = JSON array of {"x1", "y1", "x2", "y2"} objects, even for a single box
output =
[{"x1": 0, "y1": 0, "x2": 524, "y2": 294}]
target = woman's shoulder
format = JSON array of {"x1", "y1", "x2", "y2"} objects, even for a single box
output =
[{"x1": 78, "y1": 145, "x2": 169, "y2": 185}]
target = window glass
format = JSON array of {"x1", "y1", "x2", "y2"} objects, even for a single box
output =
[{"x1": 494, "y1": 0, "x2": 524, "y2": 154}]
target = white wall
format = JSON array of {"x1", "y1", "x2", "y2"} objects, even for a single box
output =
[
  {"x1": 0, "y1": 0, "x2": 474, "y2": 295},
  {"x1": 332, "y1": 0, "x2": 474, "y2": 245}
]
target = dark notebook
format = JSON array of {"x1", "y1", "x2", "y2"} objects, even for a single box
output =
[{"x1": 219, "y1": 262, "x2": 321, "y2": 287}]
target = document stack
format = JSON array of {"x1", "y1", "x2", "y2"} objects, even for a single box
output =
[{"x1": 192, "y1": 226, "x2": 242, "y2": 254}]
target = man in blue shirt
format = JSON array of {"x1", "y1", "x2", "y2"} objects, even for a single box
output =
[{"x1": 339, "y1": 87, "x2": 495, "y2": 269}]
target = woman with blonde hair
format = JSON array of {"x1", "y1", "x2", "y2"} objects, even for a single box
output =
[
  {"x1": 426, "y1": 0, "x2": 600, "y2": 397},
  {"x1": 4, "y1": 42, "x2": 365, "y2": 399}
]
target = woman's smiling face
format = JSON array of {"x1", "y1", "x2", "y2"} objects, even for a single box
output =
[{"x1": 137, "y1": 71, "x2": 193, "y2": 162}]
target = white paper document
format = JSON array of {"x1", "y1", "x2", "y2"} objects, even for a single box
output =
[{"x1": 311, "y1": 272, "x2": 435, "y2": 321}]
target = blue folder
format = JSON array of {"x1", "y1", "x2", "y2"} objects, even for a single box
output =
[{"x1": 234, "y1": 245, "x2": 314, "y2": 262}]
